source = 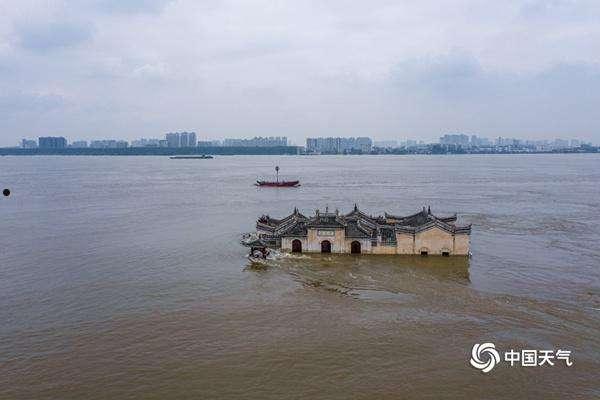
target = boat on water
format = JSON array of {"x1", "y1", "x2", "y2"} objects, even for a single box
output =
[
  {"x1": 169, "y1": 155, "x2": 213, "y2": 159},
  {"x1": 240, "y1": 233, "x2": 272, "y2": 262},
  {"x1": 255, "y1": 166, "x2": 300, "y2": 187}
]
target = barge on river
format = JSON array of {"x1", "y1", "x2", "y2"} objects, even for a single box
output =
[
  {"x1": 169, "y1": 155, "x2": 213, "y2": 159},
  {"x1": 244, "y1": 205, "x2": 471, "y2": 256}
]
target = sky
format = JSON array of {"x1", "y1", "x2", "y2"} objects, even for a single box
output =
[{"x1": 1, "y1": 0, "x2": 600, "y2": 146}]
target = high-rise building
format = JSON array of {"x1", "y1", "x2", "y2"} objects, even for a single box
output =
[
  {"x1": 355, "y1": 137, "x2": 373, "y2": 153},
  {"x1": 179, "y1": 132, "x2": 197, "y2": 147},
  {"x1": 440, "y1": 134, "x2": 470, "y2": 146},
  {"x1": 373, "y1": 140, "x2": 398, "y2": 148},
  {"x1": 132, "y1": 138, "x2": 160, "y2": 147},
  {"x1": 470, "y1": 136, "x2": 492, "y2": 147},
  {"x1": 222, "y1": 137, "x2": 287, "y2": 147},
  {"x1": 180, "y1": 132, "x2": 189, "y2": 147},
  {"x1": 165, "y1": 132, "x2": 180, "y2": 147},
  {"x1": 305, "y1": 137, "x2": 372, "y2": 153},
  {"x1": 71, "y1": 140, "x2": 88, "y2": 148},
  {"x1": 198, "y1": 140, "x2": 222, "y2": 147},
  {"x1": 553, "y1": 139, "x2": 569, "y2": 149},
  {"x1": 39, "y1": 136, "x2": 67, "y2": 148},
  {"x1": 89, "y1": 140, "x2": 128, "y2": 148},
  {"x1": 165, "y1": 132, "x2": 197, "y2": 147},
  {"x1": 21, "y1": 139, "x2": 38, "y2": 148},
  {"x1": 188, "y1": 132, "x2": 197, "y2": 147}
]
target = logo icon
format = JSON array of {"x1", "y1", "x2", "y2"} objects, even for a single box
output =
[{"x1": 470, "y1": 342, "x2": 500, "y2": 373}]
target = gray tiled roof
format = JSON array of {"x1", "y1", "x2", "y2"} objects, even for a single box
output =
[{"x1": 258, "y1": 205, "x2": 470, "y2": 239}]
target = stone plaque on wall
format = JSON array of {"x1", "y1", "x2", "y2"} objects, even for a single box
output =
[{"x1": 317, "y1": 230, "x2": 335, "y2": 236}]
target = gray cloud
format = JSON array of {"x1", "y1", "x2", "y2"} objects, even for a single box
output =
[
  {"x1": 391, "y1": 54, "x2": 484, "y2": 98},
  {"x1": 16, "y1": 21, "x2": 93, "y2": 51},
  {"x1": 0, "y1": 91, "x2": 67, "y2": 113},
  {"x1": 86, "y1": 0, "x2": 174, "y2": 14},
  {"x1": 1, "y1": 0, "x2": 600, "y2": 145},
  {"x1": 388, "y1": 58, "x2": 600, "y2": 136},
  {"x1": 519, "y1": 0, "x2": 600, "y2": 20}
]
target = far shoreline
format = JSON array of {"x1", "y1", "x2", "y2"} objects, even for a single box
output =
[{"x1": 0, "y1": 147, "x2": 598, "y2": 157}]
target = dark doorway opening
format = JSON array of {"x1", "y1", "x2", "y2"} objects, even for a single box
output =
[
  {"x1": 350, "y1": 241, "x2": 361, "y2": 254},
  {"x1": 421, "y1": 250, "x2": 428, "y2": 256},
  {"x1": 321, "y1": 240, "x2": 332, "y2": 253},
  {"x1": 442, "y1": 251, "x2": 450, "y2": 257},
  {"x1": 292, "y1": 239, "x2": 302, "y2": 253}
]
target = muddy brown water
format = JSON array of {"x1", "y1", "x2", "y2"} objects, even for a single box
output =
[{"x1": 1, "y1": 154, "x2": 599, "y2": 399}]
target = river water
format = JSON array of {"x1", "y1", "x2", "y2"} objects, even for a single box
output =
[{"x1": 1, "y1": 155, "x2": 599, "y2": 399}]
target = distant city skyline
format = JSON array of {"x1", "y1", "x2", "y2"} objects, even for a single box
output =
[
  {"x1": 8, "y1": 130, "x2": 600, "y2": 148},
  {"x1": 3, "y1": 1, "x2": 600, "y2": 146},
  {"x1": 17, "y1": 133, "x2": 595, "y2": 151}
]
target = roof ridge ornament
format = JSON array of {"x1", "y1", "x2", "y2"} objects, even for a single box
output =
[{"x1": 354, "y1": 203, "x2": 358, "y2": 212}]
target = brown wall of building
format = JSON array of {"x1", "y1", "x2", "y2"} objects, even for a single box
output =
[
  {"x1": 372, "y1": 244, "x2": 397, "y2": 255},
  {"x1": 414, "y1": 228, "x2": 454, "y2": 255},
  {"x1": 281, "y1": 237, "x2": 308, "y2": 252},
  {"x1": 307, "y1": 228, "x2": 345, "y2": 252},
  {"x1": 280, "y1": 228, "x2": 470, "y2": 256},
  {"x1": 396, "y1": 233, "x2": 414, "y2": 254},
  {"x1": 344, "y1": 238, "x2": 372, "y2": 253},
  {"x1": 453, "y1": 234, "x2": 470, "y2": 255}
]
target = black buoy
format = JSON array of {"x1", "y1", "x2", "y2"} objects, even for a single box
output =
[{"x1": 3, "y1": 188, "x2": 10, "y2": 197}]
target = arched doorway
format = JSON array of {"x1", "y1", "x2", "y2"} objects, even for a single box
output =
[
  {"x1": 292, "y1": 239, "x2": 302, "y2": 253},
  {"x1": 350, "y1": 241, "x2": 361, "y2": 254},
  {"x1": 321, "y1": 240, "x2": 331, "y2": 253}
]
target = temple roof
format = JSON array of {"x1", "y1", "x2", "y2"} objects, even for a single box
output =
[
  {"x1": 395, "y1": 219, "x2": 471, "y2": 235},
  {"x1": 280, "y1": 221, "x2": 308, "y2": 237},
  {"x1": 385, "y1": 207, "x2": 457, "y2": 226},
  {"x1": 345, "y1": 219, "x2": 373, "y2": 238},
  {"x1": 257, "y1": 205, "x2": 470, "y2": 238},
  {"x1": 306, "y1": 211, "x2": 347, "y2": 228}
]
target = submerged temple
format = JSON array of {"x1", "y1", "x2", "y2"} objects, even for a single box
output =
[{"x1": 254, "y1": 205, "x2": 471, "y2": 256}]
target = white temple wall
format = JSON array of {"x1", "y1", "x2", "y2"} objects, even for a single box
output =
[
  {"x1": 306, "y1": 228, "x2": 345, "y2": 252},
  {"x1": 414, "y1": 227, "x2": 454, "y2": 255},
  {"x1": 281, "y1": 237, "x2": 308, "y2": 252}
]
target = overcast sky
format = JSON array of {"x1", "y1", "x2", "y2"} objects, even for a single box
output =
[{"x1": 1, "y1": 0, "x2": 600, "y2": 146}]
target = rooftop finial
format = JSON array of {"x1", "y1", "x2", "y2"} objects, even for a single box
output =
[
  {"x1": 325, "y1": 205, "x2": 329, "y2": 213},
  {"x1": 428, "y1": 206, "x2": 431, "y2": 214},
  {"x1": 294, "y1": 206, "x2": 298, "y2": 214},
  {"x1": 354, "y1": 203, "x2": 358, "y2": 212}
]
